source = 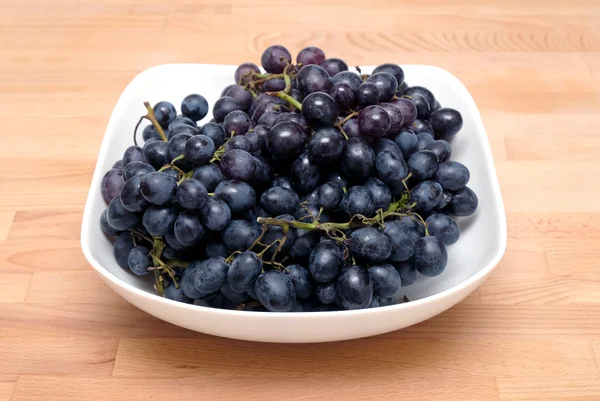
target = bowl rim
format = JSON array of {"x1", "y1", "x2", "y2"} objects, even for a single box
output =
[{"x1": 81, "y1": 62, "x2": 507, "y2": 318}]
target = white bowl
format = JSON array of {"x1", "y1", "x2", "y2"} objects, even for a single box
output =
[{"x1": 81, "y1": 63, "x2": 506, "y2": 343}]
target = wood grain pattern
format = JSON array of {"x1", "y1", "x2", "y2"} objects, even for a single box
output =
[{"x1": 1, "y1": 0, "x2": 600, "y2": 400}]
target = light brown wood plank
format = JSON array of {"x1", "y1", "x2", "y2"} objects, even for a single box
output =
[
  {"x1": 0, "y1": 382, "x2": 15, "y2": 401},
  {"x1": 497, "y1": 375, "x2": 600, "y2": 401},
  {"x1": 0, "y1": 272, "x2": 31, "y2": 303},
  {"x1": 25, "y1": 271, "x2": 124, "y2": 304}
]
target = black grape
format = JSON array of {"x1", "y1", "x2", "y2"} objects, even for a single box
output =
[
  {"x1": 284, "y1": 264, "x2": 313, "y2": 299},
  {"x1": 142, "y1": 140, "x2": 170, "y2": 169},
  {"x1": 407, "y1": 150, "x2": 438, "y2": 181},
  {"x1": 358, "y1": 105, "x2": 391, "y2": 138},
  {"x1": 390, "y1": 98, "x2": 417, "y2": 128},
  {"x1": 100, "y1": 209, "x2": 120, "y2": 237},
  {"x1": 181, "y1": 94, "x2": 209, "y2": 121},
  {"x1": 128, "y1": 246, "x2": 152, "y2": 275},
  {"x1": 309, "y1": 241, "x2": 343, "y2": 283},
  {"x1": 307, "y1": 127, "x2": 344, "y2": 164},
  {"x1": 273, "y1": 113, "x2": 308, "y2": 132},
  {"x1": 153, "y1": 101, "x2": 177, "y2": 128},
  {"x1": 446, "y1": 186, "x2": 478, "y2": 216},
  {"x1": 364, "y1": 177, "x2": 392, "y2": 211},
  {"x1": 262, "y1": 78, "x2": 286, "y2": 92},
  {"x1": 201, "y1": 122, "x2": 226, "y2": 148},
  {"x1": 340, "y1": 186, "x2": 375, "y2": 217},
  {"x1": 219, "y1": 149, "x2": 259, "y2": 182},
  {"x1": 254, "y1": 270, "x2": 296, "y2": 312},
  {"x1": 184, "y1": 135, "x2": 215, "y2": 166},
  {"x1": 140, "y1": 172, "x2": 177, "y2": 205},
  {"x1": 192, "y1": 163, "x2": 225, "y2": 192},
  {"x1": 234, "y1": 62, "x2": 260, "y2": 84},
  {"x1": 101, "y1": 168, "x2": 124, "y2": 204},
  {"x1": 332, "y1": 71, "x2": 362, "y2": 91},
  {"x1": 380, "y1": 103, "x2": 404, "y2": 135},
  {"x1": 430, "y1": 108, "x2": 463, "y2": 138},
  {"x1": 356, "y1": 82, "x2": 379, "y2": 107},
  {"x1": 228, "y1": 251, "x2": 263, "y2": 293},
  {"x1": 372, "y1": 63, "x2": 404, "y2": 87},
  {"x1": 301, "y1": 92, "x2": 339, "y2": 127},
  {"x1": 168, "y1": 116, "x2": 196, "y2": 131},
  {"x1": 107, "y1": 196, "x2": 140, "y2": 231},
  {"x1": 410, "y1": 180, "x2": 443, "y2": 211},
  {"x1": 261, "y1": 45, "x2": 292, "y2": 74},
  {"x1": 214, "y1": 180, "x2": 256, "y2": 214},
  {"x1": 193, "y1": 257, "x2": 230, "y2": 293},
  {"x1": 417, "y1": 132, "x2": 435, "y2": 150},
  {"x1": 123, "y1": 146, "x2": 143, "y2": 167},
  {"x1": 213, "y1": 96, "x2": 240, "y2": 123},
  {"x1": 221, "y1": 220, "x2": 261, "y2": 251},
  {"x1": 291, "y1": 152, "x2": 321, "y2": 194},
  {"x1": 123, "y1": 161, "x2": 155, "y2": 181},
  {"x1": 225, "y1": 85, "x2": 253, "y2": 111},
  {"x1": 414, "y1": 236, "x2": 447, "y2": 277},
  {"x1": 174, "y1": 212, "x2": 206, "y2": 246},
  {"x1": 427, "y1": 140, "x2": 452, "y2": 162},
  {"x1": 320, "y1": 58, "x2": 349, "y2": 76},
  {"x1": 366, "y1": 72, "x2": 397, "y2": 102},
  {"x1": 266, "y1": 121, "x2": 308, "y2": 160},
  {"x1": 329, "y1": 82, "x2": 355, "y2": 109},
  {"x1": 393, "y1": 130, "x2": 419, "y2": 159},
  {"x1": 296, "y1": 65, "x2": 332, "y2": 95},
  {"x1": 404, "y1": 86, "x2": 436, "y2": 120},
  {"x1": 164, "y1": 283, "x2": 193, "y2": 304},
  {"x1": 426, "y1": 213, "x2": 460, "y2": 245},
  {"x1": 225, "y1": 135, "x2": 251, "y2": 152},
  {"x1": 142, "y1": 205, "x2": 177, "y2": 236},
  {"x1": 120, "y1": 175, "x2": 150, "y2": 213},
  {"x1": 317, "y1": 182, "x2": 343, "y2": 210},
  {"x1": 413, "y1": 119, "x2": 434, "y2": 135},
  {"x1": 257, "y1": 111, "x2": 280, "y2": 128},
  {"x1": 434, "y1": 161, "x2": 470, "y2": 191},
  {"x1": 113, "y1": 232, "x2": 135, "y2": 269},
  {"x1": 260, "y1": 186, "x2": 300, "y2": 215},
  {"x1": 297, "y1": 46, "x2": 326, "y2": 66},
  {"x1": 339, "y1": 138, "x2": 376, "y2": 181},
  {"x1": 336, "y1": 265, "x2": 373, "y2": 310},
  {"x1": 199, "y1": 198, "x2": 232, "y2": 231},
  {"x1": 368, "y1": 264, "x2": 401, "y2": 298},
  {"x1": 223, "y1": 110, "x2": 251, "y2": 136},
  {"x1": 205, "y1": 241, "x2": 230, "y2": 259},
  {"x1": 316, "y1": 281, "x2": 337, "y2": 304},
  {"x1": 375, "y1": 150, "x2": 409, "y2": 186},
  {"x1": 384, "y1": 220, "x2": 420, "y2": 262},
  {"x1": 348, "y1": 227, "x2": 393, "y2": 263},
  {"x1": 393, "y1": 259, "x2": 418, "y2": 287}
]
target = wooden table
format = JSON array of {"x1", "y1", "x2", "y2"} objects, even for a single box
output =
[{"x1": 1, "y1": 0, "x2": 600, "y2": 400}]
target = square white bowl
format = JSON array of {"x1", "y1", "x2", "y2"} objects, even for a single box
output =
[{"x1": 81, "y1": 63, "x2": 506, "y2": 343}]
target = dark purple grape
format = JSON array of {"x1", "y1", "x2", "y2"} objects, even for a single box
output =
[
  {"x1": 167, "y1": 133, "x2": 192, "y2": 165},
  {"x1": 301, "y1": 92, "x2": 339, "y2": 127},
  {"x1": 205, "y1": 241, "x2": 230, "y2": 259},
  {"x1": 339, "y1": 138, "x2": 376, "y2": 181},
  {"x1": 174, "y1": 211, "x2": 205, "y2": 246},
  {"x1": 266, "y1": 121, "x2": 307, "y2": 160},
  {"x1": 320, "y1": 58, "x2": 348, "y2": 76},
  {"x1": 212, "y1": 96, "x2": 240, "y2": 123},
  {"x1": 290, "y1": 88, "x2": 304, "y2": 104},
  {"x1": 365, "y1": 177, "x2": 392, "y2": 211},
  {"x1": 200, "y1": 122, "x2": 226, "y2": 148},
  {"x1": 408, "y1": 150, "x2": 438, "y2": 181},
  {"x1": 226, "y1": 137, "x2": 250, "y2": 153},
  {"x1": 446, "y1": 186, "x2": 478, "y2": 216},
  {"x1": 167, "y1": 123, "x2": 198, "y2": 140},
  {"x1": 296, "y1": 65, "x2": 332, "y2": 95},
  {"x1": 405, "y1": 86, "x2": 436, "y2": 120},
  {"x1": 219, "y1": 149, "x2": 259, "y2": 182},
  {"x1": 107, "y1": 196, "x2": 140, "y2": 231},
  {"x1": 393, "y1": 130, "x2": 419, "y2": 159},
  {"x1": 257, "y1": 110, "x2": 280, "y2": 128},
  {"x1": 398, "y1": 81, "x2": 409, "y2": 95},
  {"x1": 340, "y1": 186, "x2": 375, "y2": 217},
  {"x1": 427, "y1": 140, "x2": 452, "y2": 162},
  {"x1": 317, "y1": 182, "x2": 343, "y2": 210},
  {"x1": 430, "y1": 108, "x2": 463, "y2": 138},
  {"x1": 224, "y1": 85, "x2": 253, "y2": 111},
  {"x1": 356, "y1": 82, "x2": 379, "y2": 106},
  {"x1": 101, "y1": 168, "x2": 124, "y2": 204},
  {"x1": 307, "y1": 127, "x2": 344, "y2": 164},
  {"x1": 169, "y1": 116, "x2": 196, "y2": 131},
  {"x1": 372, "y1": 63, "x2": 405, "y2": 87},
  {"x1": 140, "y1": 172, "x2": 176, "y2": 205},
  {"x1": 426, "y1": 213, "x2": 460, "y2": 245},
  {"x1": 316, "y1": 281, "x2": 337, "y2": 304},
  {"x1": 326, "y1": 171, "x2": 349, "y2": 190},
  {"x1": 251, "y1": 101, "x2": 280, "y2": 124},
  {"x1": 368, "y1": 264, "x2": 401, "y2": 298},
  {"x1": 244, "y1": 131, "x2": 264, "y2": 152},
  {"x1": 271, "y1": 176, "x2": 294, "y2": 190},
  {"x1": 181, "y1": 94, "x2": 208, "y2": 121},
  {"x1": 390, "y1": 98, "x2": 417, "y2": 128},
  {"x1": 329, "y1": 82, "x2": 355, "y2": 109},
  {"x1": 260, "y1": 186, "x2": 300, "y2": 215},
  {"x1": 291, "y1": 152, "x2": 321, "y2": 194},
  {"x1": 199, "y1": 198, "x2": 232, "y2": 231},
  {"x1": 123, "y1": 146, "x2": 143, "y2": 167},
  {"x1": 123, "y1": 161, "x2": 155, "y2": 181},
  {"x1": 192, "y1": 163, "x2": 224, "y2": 192},
  {"x1": 384, "y1": 220, "x2": 419, "y2": 262},
  {"x1": 127, "y1": 246, "x2": 151, "y2": 275},
  {"x1": 184, "y1": 134, "x2": 215, "y2": 166},
  {"x1": 194, "y1": 257, "x2": 230, "y2": 294},
  {"x1": 215, "y1": 180, "x2": 256, "y2": 214},
  {"x1": 288, "y1": 229, "x2": 320, "y2": 262},
  {"x1": 393, "y1": 259, "x2": 417, "y2": 287},
  {"x1": 373, "y1": 138, "x2": 403, "y2": 159},
  {"x1": 252, "y1": 156, "x2": 274, "y2": 185},
  {"x1": 434, "y1": 161, "x2": 470, "y2": 191},
  {"x1": 176, "y1": 179, "x2": 208, "y2": 210},
  {"x1": 142, "y1": 125, "x2": 159, "y2": 142},
  {"x1": 348, "y1": 227, "x2": 392, "y2": 263},
  {"x1": 342, "y1": 118, "x2": 361, "y2": 139},
  {"x1": 262, "y1": 78, "x2": 286, "y2": 92},
  {"x1": 120, "y1": 175, "x2": 149, "y2": 213},
  {"x1": 254, "y1": 270, "x2": 296, "y2": 312},
  {"x1": 297, "y1": 46, "x2": 326, "y2": 66},
  {"x1": 113, "y1": 232, "x2": 135, "y2": 269},
  {"x1": 375, "y1": 150, "x2": 409, "y2": 186},
  {"x1": 309, "y1": 241, "x2": 343, "y2": 283},
  {"x1": 410, "y1": 180, "x2": 443, "y2": 211},
  {"x1": 336, "y1": 265, "x2": 373, "y2": 310},
  {"x1": 261, "y1": 45, "x2": 292, "y2": 74},
  {"x1": 165, "y1": 229, "x2": 186, "y2": 251},
  {"x1": 332, "y1": 71, "x2": 362, "y2": 91},
  {"x1": 223, "y1": 110, "x2": 251, "y2": 136},
  {"x1": 380, "y1": 103, "x2": 404, "y2": 135},
  {"x1": 153, "y1": 101, "x2": 176, "y2": 128},
  {"x1": 414, "y1": 236, "x2": 447, "y2": 277},
  {"x1": 100, "y1": 209, "x2": 120, "y2": 236},
  {"x1": 273, "y1": 113, "x2": 308, "y2": 132},
  {"x1": 234, "y1": 62, "x2": 260, "y2": 84},
  {"x1": 254, "y1": 92, "x2": 287, "y2": 108},
  {"x1": 142, "y1": 205, "x2": 177, "y2": 236},
  {"x1": 284, "y1": 264, "x2": 312, "y2": 299},
  {"x1": 179, "y1": 263, "x2": 205, "y2": 299},
  {"x1": 164, "y1": 283, "x2": 193, "y2": 304},
  {"x1": 367, "y1": 72, "x2": 397, "y2": 102},
  {"x1": 228, "y1": 251, "x2": 263, "y2": 293},
  {"x1": 417, "y1": 132, "x2": 435, "y2": 150},
  {"x1": 435, "y1": 191, "x2": 453, "y2": 211},
  {"x1": 412, "y1": 119, "x2": 434, "y2": 135},
  {"x1": 221, "y1": 220, "x2": 261, "y2": 251}
]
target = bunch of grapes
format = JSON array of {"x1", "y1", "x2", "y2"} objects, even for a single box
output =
[{"x1": 99, "y1": 44, "x2": 476, "y2": 312}]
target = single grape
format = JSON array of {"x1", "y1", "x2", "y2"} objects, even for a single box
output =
[
  {"x1": 194, "y1": 257, "x2": 230, "y2": 293},
  {"x1": 408, "y1": 150, "x2": 438, "y2": 181},
  {"x1": 251, "y1": 102, "x2": 279, "y2": 124},
  {"x1": 120, "y1": 175, "x2": 150, "y2": 213},
  {"x1": 434, "y1": 161, "x2": 470, "y2": 191},
  {"x1": 101, "y1": 168, "x2": 124, "y2": 204},
  {"x1": 153, "y1": 101, "x2": 177, "y2": 128},
  {"x1": 142, "y1": 140, "x2": 169, "y2": 169},
  {"x1": 412, "y1": 119, "x2": 434, "y2": 135},
  {"x1": 214, "y1": 180, "x2": 256, "y2": 214},
  {"x1": 192, "y1": 163, "x2": 224, "y2": 192},
  {"x1": 399, "y1": 215, "x2": 426, "y2": 237},
  {"x1": 223, "y1": 110, "x2": 252, "y2": 136},
  {"x1": 212, "y1": 96, "x2": 240, "y2": 123},
  {"x1": 373, "y1": 138, "x2": 403, "y2": 159},
  {"x1": 430, "y1": 108, "x2": 463, "y2": 138},
  {"x1": 113, "y1": 232, "x2": 135, "y2": 269},
  {"x1": 266, "y1": 121, "x2": 308, "y2": 160},
  {"x1": 393, "y1": 130, "x2": 419, "y2": 159},
  {"x1": 257, "y1": 110, "x2": 280, "y2": 128},
  {"x1": 252, "y1": 156, "x2": 274, "y2": 185},
  {"x1": 368, "y1": 264, "x2": 401, "y2": 298},
  {"x1": 283, "y1": 264, "x2": 312, "y2": 299},
  {"x1": 262, "y1": 78, "x2": 286, "y2": 92},
  {"x1": 205, "y1": 241, "x2": 230, "y2": 259},
  {"x1": 297, "y1": 46, "x2": 326, "y2": 66},
  {"x1": 128, "y1": 246, "x2": 151, "y2": 275},
  {"x1": 342, "y1": 118, "x2": 361, "y2": 138},
  {"x1": 340, "y1": 185, "x2": 375, "y2": 217},
  {"x1": 167, "y1": 133, "x2": 193, "y2": 166},
  {"x1": 165, "y1": 229, "x2": 186, "y2": 251},
  {"x1": 181, "y1": 94, "x2": 209, "y2": 121},
  {"x1": 254, "y1": 270, "x2": 296, "y2": 312},
  {"x1": 309, "y1": 241, "x2": 343, "y2": 283},
  {"x1": 139, "y1": 172, "x2": 177, "y2": 205},
  {"x1": 201, "y1": 122, "x2": 226, "y2": 148},
  {"x1": 380, "y1": 103, "x2": 404, "y2": 135},
  {"x1": 123, "y1": 145, "x2": 143, "y2": 167},
  {"x1": 273, "y1": 113, "x2": 308, "y2": 132},
  {"x1": 375, "y1": 150, "x2": 409, "y2": 186},
  {"x1": 316, "y1": 281, "x2": 337, "y2": 304},
  {"x1": 123, "y1": 161, "x2": 155, "y2": 181},
  {"x1": 260, "y1": 186, "x2": 300, "y2": 215},
  {"x1": 290, "y1": 88, "x2": 305, "y2": 105},
  {"x1": 227, "y1": 251, "x2": 264, "y2": 293},
  {"x1": 301, "y1": 92, "x2": 339, "y2": 127},
  {"x1": 254, "y1": 92, "x2": 287, "y2": 109},
  {"x1": 220, "y1": 84, "x2": 235, "y2": 97},
  {"x1": 329, "y1": 82, "x2": 355, "y2": 109},
  {"x1": 180, "y1": 263, "x2": 206, "y2": 299},
  {"x1": 336, "y1": 265, "x2": 373, "y2": 310},
  {"x1": 106, "y1": 196, "x2": 140, "y2": 231},
  {"x1": 339, "y1": 138, "x2": 376, "y2": 181},
  {"x1": 404, "y1": 86, "x2": 436, "y2": 120},
  {"x1": 410, "y1": 180, "x2": 443, "y2": 211},
  {"x1": 296, "y1": 64, "x2": 332, "y2": 95},
  {"x1": 390, "y1": 98, "x2": 417, "y2": 128},
  {"x1": 184, "y1": 134, "x2": 215, "y2": 166},
  {"x1": 326, "y1": 171, "x2": 349, "y2": 190},
  {"x1": 364, "y1": 177, "x2": 392, "y2": 211},
  {"x1": 317, "y1": 182, "x2": 343, "y2": 210},
  {"x1": 221, "y1": 220, "x2": 261, "y2": 251},
  {"x1": 142, "y1": 125, "x2": 159, "y2": 142},
  {"x1": 199, "y1": 198, "x2": 232, "y2": 231},
  {"x1": 261, "y1": 45, "x2": 292, "y2": 73},
  {"x1": 164, "y1": 283, "x2": 194, "y2": 304},
  {"x1": 234, "y1": 62, "x2": 260, "y2": 84},
  {"x1": 142, "y1": 205, "x2": 177, "y2": 236},
  {"x1": 219, "y1": 149, "x2": 259, "y2": 182},
  {"x1": 414, "y1": 236, "x2": 447, "y2": 277},
  {"x1": 320, "y1": 58, "x2": 348, "y2": 76},
  {"x1": 307, "y1": 127, "x2": 344, "y2": 164},
  {"x1": 332, "y1": 71, "x2": 362, "y2": 91},
  {"x1": 224, "y1": 85, "x2": 253, "y2": 111},
  {"x1": 372, "y1": 63, "x2": 405, "y2": 87},
  {"x1": 174, "y1": 211, "x2": 206, "y2": 246},
  {"x1": 261, "y1": 214, "x2": 297, "y2": 257},
  {"x1": 446, "y1": 186, "x2": 478, "y2": 216},
  {"x1": 427, "y1": 140, "x2": 452, "y2": 162},
  {"x1": 384, "y1": 220, "x2": 419, "y2": 262},
  {"x1": 435, "y1": 191, "x2": 453, "y2": 210},
  {"x1": 348, "y1": 226, "x2": 393, "y2": 263},
  {"x1": 367, "y1": 72, "x2": 398, "y2": 102},
  {"x1": 291, "y1": 152, "x2": 321, "y2": 194},
  {"x1": 288, "y1": 229, "x2": 320, "y2": 262},
  {"x1": 426, "y1": 213, "x2": 460, "y2": 245},
  {"x1": 168, "y1": 116, "x2": 196, "y2": 131},
  {"x1": 244, "y1": 131, "x2": 264, "y2": 153},
  {"x1": 393, "y1": 258, "x2": 418, "y2": 287},
  {"x1": 417, "y1": 132, "x2": 435, "y2": 151},
  {"x1": 356, "y1": 82, "x2": 379, "y2": 107},
  {"x1": 100, "y1": 209, "x2": 120, "y2": 236},
  {"x1": 397, "y1": 81, "x2": 409, "y2": 95},
  {"x1": 358, "y1": 105, "x2": 391, "y2": 138}
]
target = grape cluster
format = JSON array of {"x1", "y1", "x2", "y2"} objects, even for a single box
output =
[{"x1": 99, "y1": 44, "x2": 477, "y2": 312}]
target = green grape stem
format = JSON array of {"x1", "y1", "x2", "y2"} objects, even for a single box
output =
[
  {"x1": 143, "y1": 102, "x2": 168, "y2": 142},
  {"x1": 265, "y1": 91, "x2": 302, "y2": 111}
]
